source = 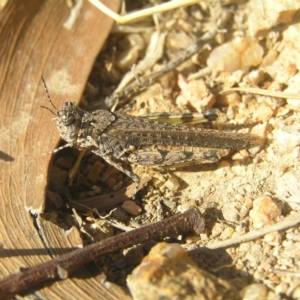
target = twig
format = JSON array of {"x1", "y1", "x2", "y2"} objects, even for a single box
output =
[
  {"x1": 0, "y1": 207, "x2": 204, "y2": 299},
  {"x1": 68, "y1": 148, "x2": 88, "y2": 185},
  {"x1": 220, "y1": 87, "x2": 300, "y2": 100},
  {"x1": 103, "y1": 29, "x2": 218, "y2": 109},
  {"x1": 189, "y1": 212, "x2": 300, "y2": 254},
  {"x1": 89, "y1": 0, "x2": 200, "y2": 24},
  {"x1": 270, "y1": 269, "x2": 300, "y2": 278}
]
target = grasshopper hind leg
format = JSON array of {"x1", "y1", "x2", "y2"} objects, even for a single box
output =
[{"x1": 128, "y1": 148, "x2": 230, "y2": 169}]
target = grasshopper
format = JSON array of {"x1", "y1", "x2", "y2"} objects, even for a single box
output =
[{"x1": 42, "y1": 78, "x2": 263, "y2": 193}]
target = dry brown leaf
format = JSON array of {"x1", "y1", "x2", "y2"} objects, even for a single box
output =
[{"x1": 0, "y1": 0, "x2": 131, "y2": 298}]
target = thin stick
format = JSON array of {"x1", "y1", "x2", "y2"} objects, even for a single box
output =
[
  {"x1": 220, "y1": 87, "x2": 300, "y2": 100},
  {"x1": 89, "y1": 0, "x2": 201, "y2": 24},
  {"x1": 0, "y1": 207, "x2": 204, "y2": 299},
  {"x1": 189, "y1": 212, "x2": 300, "y2": 254},
  {"x1": 103, "y1": 28, "x2": 218, "y2": 109},
  {"x1": 68, "y1": 148, "x2": 88, "y2": 185}
]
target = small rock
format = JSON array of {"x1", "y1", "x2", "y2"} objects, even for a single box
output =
[
  {"x1": 127, "y1": 242, "x2": 240, "y2": 300},
  {"x1": 112, "y1": 207, "x2": 130, "y2": 222},
  {"x1": 231, "y1": 149, "x2": 250, "y2": 161},
  {"x1": 220, "y1": 227, "x2": 235, "y2": 240},
  {"x1": 176, "y1": 79, "x2": 215, "y2": 110},
  {"x1": 273, "y1": 125, "x2": 300, "y2": 149},
  {"x1": 244, "y1": 244, "x2": 263, "y2": 265},
  {"x1": 240, "y1": 283, "x2": 280, "y2": 300},
  {"x1": 247, "y1": 0, "x2": 300, "y2": 38},
  {"x1": 249, "y1": 195, "x2": 282, "y2": 228},
  {"x1": 218, "y1": 92, "x2": 241, "y2": 107},
  {"x1": 285, "y1": 73, "x2": 300, "y2": 107},
  {"x1": 121, "y1": 200, "x2": 142, "y2": 216},
  {"x1": 105, "y1": 176, "x2": 118, "y2": 188},
  {"x1": 292, "y1": 285, "x2": 300, "y2": 299},
  {"x1": 86, "y1": 160, "x2": 105, "y2": 184},
  {"x1": 246, "y1": 69, "x2": 265, "y2": 86},
  {"x1": 211, "y1": 222, "x2": 225, "y2": 238},
  {"x1": 222, "y1": 204, "x2": 239, "y2": 222},
  {"x1": 252, "y1": 103, "x2": 274, "y2": 122},
  {"x1": 259, "y1": 261, "x2": 272, "y2": 272},
  {"x1": 286, "y1": 231, "x2": 300, "y2": 242},
  {"x1": 162, "y1": 199, "x2": 177, "y2": 210},
  {"x1": 274, "y1": 282, "x2": 288, "y2": 296},
  {"x1": 164, "y1": 175, "x2": 180, "y2": 192},
  {"x1": 283, "y1": 240, "x2": 300, "y2": 258},
  {"x1": 207, "y1": 37, "x2": 263, "y2": 73},
  {"x1": 276, "y1": 172, "x2": 300, "y2": 210},
  {"x1": 216, "y1": 160, "x2": 231, "y2": 174},
  {"x1": 264, "y1": 231, "x2": 282, "y2": 247}
]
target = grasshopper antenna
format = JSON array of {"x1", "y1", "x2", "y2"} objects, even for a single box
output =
[{"x1": 41, "y1": 76, "x2": 57, "y2": 115}]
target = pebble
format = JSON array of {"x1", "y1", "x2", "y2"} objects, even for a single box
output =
[
  {"x1": 246, "y1": 69, "x2": 265, "y2": 86},
  {"x1": 285, "y1": 73, "x2": 300, "y2": 107},
  {"x1": 264, "y1": 231, "x2": 282, "y2": 247},
  {"x1": 105, "y1": 176, "x2": 118, "y2": 188},
  {"x1": 252, "y1": 103, "x2": 274, "y2": 122},
  {"x1": 86, "y1": 160, "x2": 105, "y2": 184},
  {"x1": 164, "y1": 175, "x2": 180, "y2": 192},
  {"x1": 283, "y1": 240, "x2": 300, "y2": 259},
  {"x1": 112, "y1": 207, "x2": 130, "y2": 222},
  {"x1": 211, "y1": 222, "x2": 225, "y2": 238},
  {"x1": 272, "y1": 125, "x2": 300, "y2": 149},
  {"x1": 247, "y1": 0, "x2": 300, "y2": 38},
  {"x1": 231, "y1": 149, "x2": 250, "y2": 161},
  {"x1": 244, "y1": 243, "x2": 263, "y2": 265},
  {"x1": 249, "y1": 195, "x2": 282, "y2": 228},
  {"x1": 215, "y1": 160, "x2": 231, "y2": 175},
  {"x1": 121, "y1": 200, "x2": 142, "y2": 216},
  {"x1": 240, "y1": 283, "x2": 280, "y2": 300},
  {"x1": 222, "y1": 204, "x2": 239, "y2": 222},
  {"x1": 274, "y1": 282, "x2": 288, "y2": 295},
  {"x1": 259, "y1": 261, "x2": 272, "y2": 272},
  {"x1": 218, "y1": 92, "x2": 241, "y2": 107},
  {"x1": 220, "y1": 227, "x2": 235, "y2": 240},
  {"x1": 176, "y1": 79, "x2": 215, "y2": 110},
  {"x1": 161, "y1": 199, "x2": 177, "y2": 210},
  {"x1": 291, "y1": 284, "x2": 300, "y2": 299},
  {"x1": 275, "y1": 172, "x2": 300, "y2": 210},
  {"x1": 127, "y1": 242, "x2": 240, "y2": 300},
  {"x1": 286, "y1": 231, "x2": 300, "y2": 242},
  {"x1": 207, "y1": 37, "x2": 263, "y2": 73}
]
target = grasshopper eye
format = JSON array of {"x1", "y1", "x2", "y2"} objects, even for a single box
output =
[{"x1": 60, "y1": 112, "x2": 76, "y2": 126}]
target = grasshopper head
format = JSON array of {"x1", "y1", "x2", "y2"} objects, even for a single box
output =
[{"x1": 56, "y1": 102, "x2": 83, "y2": 145}]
